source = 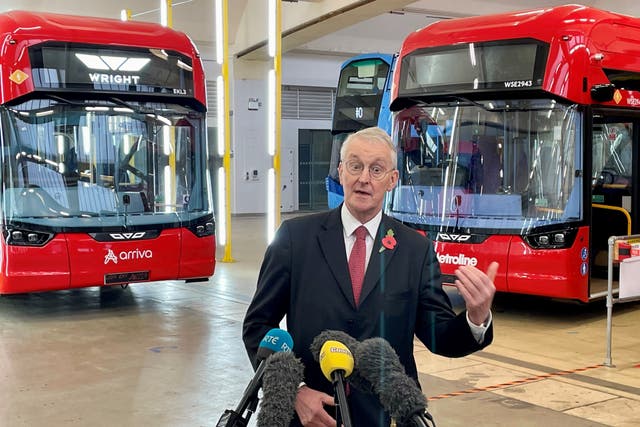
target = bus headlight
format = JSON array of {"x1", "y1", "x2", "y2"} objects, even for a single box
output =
[
  {"x1": 186, "y1": 215, "x2": 215, "y2": 238},
  {"x1": 4, "y1": 227, "x2": 54, "y2": 246},
  {"x1": 523, "y1": 228, "x2": 577, "y2": 249}
]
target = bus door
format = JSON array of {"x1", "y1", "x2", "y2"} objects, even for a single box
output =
[{"x1": 591, "y1": 114, "x2": 637, "y2": 294}]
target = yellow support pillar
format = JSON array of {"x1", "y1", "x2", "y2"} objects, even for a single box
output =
[
  {"x1": 217, "y1": 0, "x2": 234, "y2": 262},
  {"x1": 161, "y1": 0, "x2": 173, "y2": 27},
  {"x1": 120, "y1": 9, "x2": 132, "y2": 21},
  {"x1": 274, "y1": 0, "x2": 282, "y2": 230},
  {"x1": 267, "y1": 0, "x2": 282, "y2": 243}
]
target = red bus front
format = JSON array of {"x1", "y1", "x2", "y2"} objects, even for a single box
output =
[
  {"x1": 388, "y1": 5, "x2": 640, "y2": 302},
  {"x1": 0, "y1": 12, "x2": 215, "y2": 293}
]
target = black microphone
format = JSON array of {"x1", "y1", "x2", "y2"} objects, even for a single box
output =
[
  {"x1": 355, "y1": 337, "x2": 435, "y2": 427},
  {"x1": 310, "y1": 329, "x2": 360, "y2": 357},
  {"x1": 318, "y1": 340, "x2": 354, "y2": 427},
  {"x1": 309, "y1": 329, "x2": 373, "y2": 394},
  {"x1": 216, "y1": 328, "x2": 294, "y2": 427},
  {"x1": 256, "y1": 351, "x2": 305, "y2": 427}
]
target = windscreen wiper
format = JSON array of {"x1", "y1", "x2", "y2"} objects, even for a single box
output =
[
  {"x1": 109, "y1": 97, "x2": 154, "y2": 114},
  {"x1": 45, "y1": 94, "x2": 84, "y2": 106},
  {"x1": 449, "y1": 95, "x2": 495, "y2": 111}
]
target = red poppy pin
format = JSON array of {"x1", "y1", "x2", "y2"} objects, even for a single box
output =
[{"x1": 379, "y1": 229, "x2": 397, "y2": 252}]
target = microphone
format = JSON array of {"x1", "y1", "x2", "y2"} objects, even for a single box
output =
[
  {"x1": 355, "y1": 337, "x2": 435, "y2": 427},
  {"x1": 216, "y1": 328, "x2": 293, "y2": 427},
  {"x1": 310, "y1": 329, "x2": 360, "y2": 357},
  {"x1": 256, "y1": 351, "x2": 305, "y2": 427},
  {"x1": 309, "y1": 329, "x2": 373, "y2": 394},
  {"x1": 319, "y1": 340, "x2": 354, "y2": 427}
]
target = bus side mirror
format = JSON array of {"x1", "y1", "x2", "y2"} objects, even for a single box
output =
[{"x1": 591, "y1": 84, "x2": 615, "y2": 102}]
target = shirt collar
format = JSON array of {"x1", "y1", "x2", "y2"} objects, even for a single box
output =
[{"x1": 341, "y1": 204, "x2": 382, "y2": 238}]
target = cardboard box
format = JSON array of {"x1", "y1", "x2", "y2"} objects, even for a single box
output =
[{"x1": 620, "y1": 256, "x2": 640, "y2": 299}]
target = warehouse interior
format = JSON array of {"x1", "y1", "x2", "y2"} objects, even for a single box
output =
[{"x1": 0, "y1": 1, "x2": 638, "y2": 426}]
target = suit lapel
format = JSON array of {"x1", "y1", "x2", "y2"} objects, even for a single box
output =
[
  {"x1": 317, "y1": 209, "x2": 355, "y2": 306},
  {"x1": 359, "y1": 215, "x2": 397, "y2": 305}
]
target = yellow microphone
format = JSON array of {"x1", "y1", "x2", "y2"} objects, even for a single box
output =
[
  {"x1": 318, "y1": 340, "x2": 354, "y2": 427},
  {"x1": 319, "y1": 340, "x2": 354, "y2": 380}
]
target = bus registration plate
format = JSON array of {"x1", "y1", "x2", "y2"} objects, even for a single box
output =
[{"x1": 104, "y1": 271, "x2": 150, "y2": 285}]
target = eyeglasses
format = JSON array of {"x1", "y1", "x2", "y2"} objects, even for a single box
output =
[{"x1": 343, "y1": 160, "x2": 392, "y2": 181}]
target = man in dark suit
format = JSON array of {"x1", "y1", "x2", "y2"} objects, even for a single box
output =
[{"x1": 243, "y1": 127, "x2": 498, "y2": 426}]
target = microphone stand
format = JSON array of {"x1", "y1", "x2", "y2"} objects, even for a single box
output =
[
  {"x1": 215, "y1": 409, "x2": 248, "y2": 427},
  {"x1": 216, "y1": 362, "x2": 265, "y2": 427},
  {"x1": 332, "y1": 371, "x2": 353, "y2": 427},
  {"x1": 423, "y1": 410, "x2": 437, "y2": 427},
  {"x1": 409, "y1": 410, "x2": 436, "y2": 427}
]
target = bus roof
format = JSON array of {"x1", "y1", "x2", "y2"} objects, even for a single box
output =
[
  {"x1": 401, "y1": 4, "x2": 639, "y2": 53},
  {"x1": 341, "y1": 53, "x2": 394, "y2": 69},
  {"x1": 0, "y1": 11, "x2": 205, "y2": 106},
  {"x1": 0, "y1": 10, "x2": 198, "y2": 56},
  {"x1": 394, "y1": 4, "x2": 640, "y2": 108}
]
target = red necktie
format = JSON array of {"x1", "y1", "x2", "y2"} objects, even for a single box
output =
[{"x1": 348, "y1": 226, "x2": 367, "y2": 305}]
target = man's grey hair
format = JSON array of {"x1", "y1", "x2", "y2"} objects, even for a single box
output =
[{"x1": 340, "y1": 127, "x2": 397, "y2": 168}]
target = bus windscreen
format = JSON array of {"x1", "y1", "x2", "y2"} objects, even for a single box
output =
[{"x1": 332, "y1": 58, "x2": 390, "y2": 133}]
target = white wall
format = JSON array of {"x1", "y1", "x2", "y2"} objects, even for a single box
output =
[
  {"x1": 282, "y1": 53, "x2": 346, "y2": 87},
  {"x1": 232, "y1": 79, "x2": 269, "y2": 214},
  {"x1": 225, "y1": 53, "x2": 344, "y2": 214}
]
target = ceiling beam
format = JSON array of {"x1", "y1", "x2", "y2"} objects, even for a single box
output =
[{"x1": 234, "y1": 0, "x2": 414, "y2": 60}]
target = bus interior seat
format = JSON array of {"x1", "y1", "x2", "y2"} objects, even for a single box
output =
[
  {"x1": 475, "y1": 135, "x2": 501, "y2": 193},
  {"x1": 404, "y1": 136, "x2": 420, "y2": 152},
  {"x1": 13, "y1": 187, "x2": 67, "y2": 217},
  {"x1": 410, "y1": 165, "x2": 469, "y2": 187},
  {"x1": 538, "y1": 144, "x2": 557, "y2": 204},
  {"x1": 21, "y1": 162, "x2": 70, "y2": 208},
  {"x1": 410, "y1": 166, "x2": 444, "y2": 186},
  {"x1": 78, "y1": 182, "x2": 116, "y2": 213}
]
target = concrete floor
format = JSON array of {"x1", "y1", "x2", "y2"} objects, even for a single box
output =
[{"x1": 0, "y1": 213, "x2": 639, "y2": 426}]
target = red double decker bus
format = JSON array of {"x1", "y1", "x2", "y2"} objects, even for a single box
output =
[
  {"x1": 389, "y1": 5, "x2": 640, "y2": 302},
  {"x1": 0, "y1": 11, "x2": 215, "y2": 293}
]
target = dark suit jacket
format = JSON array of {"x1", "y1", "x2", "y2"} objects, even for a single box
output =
[{"x1": 243, "y1": 207, "x2": 493, "y2": 426}]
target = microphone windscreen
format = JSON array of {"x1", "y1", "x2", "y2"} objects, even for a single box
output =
[
  {"x1": 355, "y1": 337, "x2": 428, "y2": 422},
  {"x1": 257, "y1": 328, "x2": 293, "y2": 360},
  {"x1": 355, "y1": 337, "x2": 405, "y2": 376},
  {"x1": 319, "y1": 340, "x2": 354, "y2": 381},
  {"x1": 310, "y1": 329, "x2": 360, "y2": 362},
  {"x1": 309, "y1": 330, "x2": 374, "y2": 393},
  {"x1": 257, "y1": 352, "x2": 305, "y2": 427}
]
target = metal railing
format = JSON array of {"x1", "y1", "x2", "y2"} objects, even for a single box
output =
[{"x1": 604, "y1": 233, "x2": 640, "y2": 367}]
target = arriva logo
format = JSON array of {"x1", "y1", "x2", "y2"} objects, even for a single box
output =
[
  {"x1": 104, "y1": 249, "x2": 118, "y2": 265},
  {"x1": 104, "y1": 248, "x2": 153, "y2": 265},
  {"x1": 437, "y1": 253, "x2": 478, "y2": 266}
]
